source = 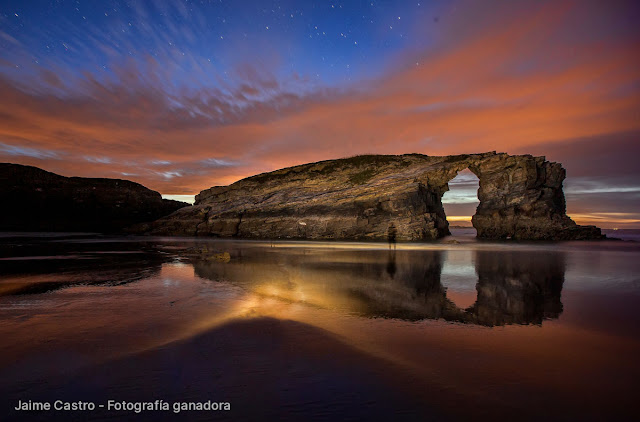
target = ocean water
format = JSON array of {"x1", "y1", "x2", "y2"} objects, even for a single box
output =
[{"x1": 0, "y1": 230, "x2": 639, "y2": 421}]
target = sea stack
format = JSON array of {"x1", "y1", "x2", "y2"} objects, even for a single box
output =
[{"x1": 140, "y1": 152, "x2": 603, "y2": 241}]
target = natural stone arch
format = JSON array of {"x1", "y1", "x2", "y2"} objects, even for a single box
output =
[
  {"x1": 141, "y1": 152, "x2": 603, "y2": 241},
  {"x1": 432, "y1": 153, "x2": 600, "y2": 240},
  {"x1": 469, "y1": 154, "x2": 582, "y2": 239}
]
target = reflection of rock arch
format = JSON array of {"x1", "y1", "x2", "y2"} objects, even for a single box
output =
[
  {"x1": 468, "y1": 250, "x2": 565, "y2": 326},
  {"x1": 391, "y1": 249, "x2": 566, "y2": 326},
  {"x1": 191, "y1": 245, "x2": 566, "y2": 327},
  {"x1": 383, "y1": 249, "x2": 567, "y2": 326},
  {"x1": 364, "y1": 248, "x2": 567, "y2": 325}
]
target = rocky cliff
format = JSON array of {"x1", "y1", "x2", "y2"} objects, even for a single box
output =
[
  {"x1": 0, "y1": 163, "x2": 188, "y2": 232},
  {"x1": 141, "y1": 152, "x2": 602, "y2": 240}
]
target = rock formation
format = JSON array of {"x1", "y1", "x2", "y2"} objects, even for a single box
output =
[
  {"x1": 142, "y1": 152, "x2": 602, "y2": 240},
  {"x1": 0, "y1": 163, "x2": 188, "y2": 233}
]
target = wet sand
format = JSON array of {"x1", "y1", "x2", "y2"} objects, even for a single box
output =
[{"x1": 1, "y1": 231, "x2": 639, "y2": 420}]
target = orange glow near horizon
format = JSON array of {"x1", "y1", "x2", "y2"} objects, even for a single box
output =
[
  {"x1": 446, "y1": 216, "x2": 473, "y2": 223},
  {"x1": 569, "y1": 214, "x2": 640, "y2": 229}
]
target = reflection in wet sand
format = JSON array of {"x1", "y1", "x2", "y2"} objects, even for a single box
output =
[
  {"x1": 0, "y1": 239, "x2": 172, "y2": 296},
  {"x1": 473, "y1": 250, "x2": 564, "y2": 326},
  {"x1": 0, "y1": 235, "x2": 639, "y2": 421},
  {"x1": 192, "y1": 246, "x2": 566, "y2": 326}
]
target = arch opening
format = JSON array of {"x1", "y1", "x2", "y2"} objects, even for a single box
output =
[{"x1": 441, "y1": 168, "x2": 480, "y2": 237}]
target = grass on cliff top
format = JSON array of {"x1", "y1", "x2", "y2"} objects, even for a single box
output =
[
  {"x1": 348, "y1": 168, "x2": 378, "y2": 185},
  {"x1": 443, "y1": 154, "x2": 472, "y2": 163},
  {"x1": 245, "y1": 154, "x2": 425, "y2": 185}
]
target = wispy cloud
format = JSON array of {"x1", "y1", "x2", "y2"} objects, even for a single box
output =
[
  {"x1": 0, "y1": 142, "x2": 60, "y2": 159},
  {"x1": 158, "y1": 171, "x2": 183, "y2": 180},
  {"x1": 84, "y1": 156, "x2": 112, "y2": 164},
  {"x1": 150, "y1": 160, "x2": 172, "y2": 166},
  {"x1": 201, "y1": 158, "x2": 237, "y2": 167}
]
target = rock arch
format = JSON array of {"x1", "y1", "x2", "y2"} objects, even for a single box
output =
[
  {"x1": 142, "y1": 152, "x2": 603, "y2": 240},
  {"x1": 427, "y1": 153, "x2": 602, "y2": 240}
]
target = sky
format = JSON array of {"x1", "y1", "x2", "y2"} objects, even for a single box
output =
[{"x1": 0, "y1": 0, "x2": 638, "y2": 228}]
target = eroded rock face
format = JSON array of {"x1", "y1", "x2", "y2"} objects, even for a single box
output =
[
  {"x1": 0, "y1": 163, "x2": 188, "y2": 233},
  {"x1": 142, "y1": 152, "x2": 602, "y2": 240}
]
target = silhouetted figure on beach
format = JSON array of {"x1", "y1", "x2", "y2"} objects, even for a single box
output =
[{"x1": 387, "y1": 223, "x2": 397, "y2": 249}]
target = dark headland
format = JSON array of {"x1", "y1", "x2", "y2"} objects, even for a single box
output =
[
  {"x1": 137, "y1": 152, "x2": 603, "y2": 241},
  {"x1": 0, "y1": 163, "x2": 188, "y2": 233}
]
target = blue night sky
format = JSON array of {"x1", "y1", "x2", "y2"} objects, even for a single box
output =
[
  {"x1": 2, "y1": 1, "x2": 435, "y2": 93},
  {"x1": 0, "y1": 0, "x2": 639, "y2": 227}
]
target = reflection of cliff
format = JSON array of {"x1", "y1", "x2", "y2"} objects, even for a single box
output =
[
  {"x1": 192, "y1": 245, "x2": 566, "y2": 327},
  {"x1": 0, "y1": 240, "x2": 170, "y2": 296},
  {"x1": 470, "y1": 251, "x2": 565, "y2": 326},
  {"x1": 343, "y1": 250, "x2": 450, "y2": 321}
]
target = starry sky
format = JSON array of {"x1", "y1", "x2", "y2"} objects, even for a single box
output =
[{"x1": 0, "y1": 0, "x2": 639, "y2": 227}]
